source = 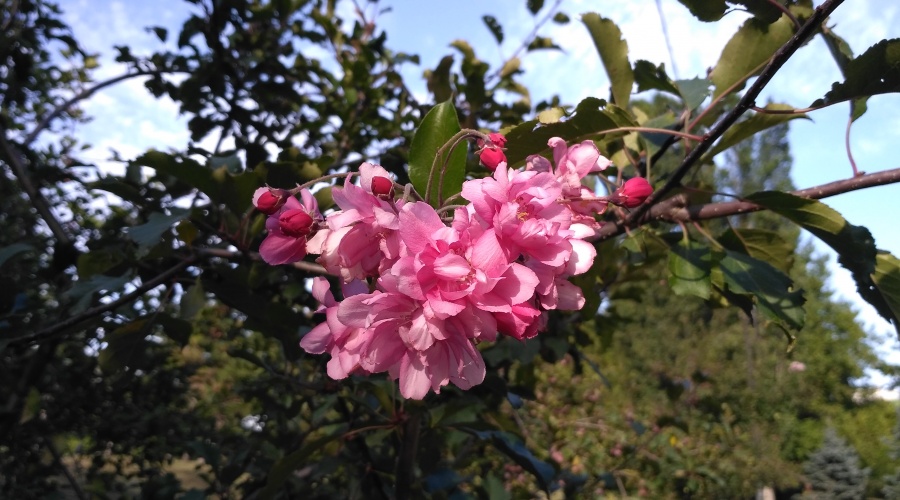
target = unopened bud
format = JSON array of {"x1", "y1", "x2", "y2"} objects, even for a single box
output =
[
  {"x1": 278, "y1": 209, "x2": 314, "y2": 237},
  {"x1": 253, "y1": 187, "x2": 288, "y2": 215},
  {"x1": 479, "y1": 147, "x2": 507, "y2": 171},
  {"x1": 371, "y1": 176, "x2": 394, "y2": 197},
  {"x1": 488, "y1": 132, "x2": 507, "y2": 148},
  {"x1": 610, "y1": 177, "x2": 653, "y2": 208}
]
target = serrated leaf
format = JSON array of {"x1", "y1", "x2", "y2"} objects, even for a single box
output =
[
  {"x1": 504, "y1": 97, "x2": 635, "y2": 166},
  {"x1": 703, "y1": 104, "x2": 809, "y2": 161},
  {"x1": 125, "y1": 209, "x2": 190, "y2": 256},
  {"x1": 746, "y1": 191, "x2": 891, "y2": 325},
  {"x1": 719, "y1": 250, "x2": 806, "y2": 330},
  {"x1": 408, "y1": 101, "x2": 466, "y2": 207},
  {"x1": 872, "y1": 252, "x2": 900, "y2": 334},
  {"x1": 482, "y1": 15, "x2": 503, "y2": 44},
  {"x1": 582, "y1": 13, "x2": 633, "y2": 108},
  {"x1": 811, "y1": 39, "x2": 900, "y2": 122},
  {"x1": 633, "y1": 60, "x2": 680, "y2": 96},
  {"x1": 675, "y1": 78, "x2": 711, "y2": 111},
  {"x1": 668, "y1": 239, "x2": 712, "y2": 299},
  {"x1": 719, "y1": 228, "x2": 795, "y2": 274},
  {"x1": 710, "y1": 15, "x2": 795, "y2": 98}
]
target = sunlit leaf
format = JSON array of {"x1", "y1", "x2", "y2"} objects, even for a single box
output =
[
  {"x1": 582, "y1": 13, "x2": 633, "y2": 108},
  {"x1": 408, "y1": 101, "x2": 466, "y2": 206},
  {"x1": 719, "y1": 228, "x2": 795, "y2": 274},
  {"x1": 872, "y1": 252, "x2": 900, "y2": 335},
  {"x1": 710, "y1": 15, "x2": 795, "y2": 98},
  {"x1": 702, "y1": 104, "x2": 809, "y2": 161},
  {"x1": 668, "y1": 238, "x2": 712, "y2": 299}
]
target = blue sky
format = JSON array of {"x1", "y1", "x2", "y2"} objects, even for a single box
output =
[{"x1": 56, "y1": 0, "x2": 900, "y2": 368}]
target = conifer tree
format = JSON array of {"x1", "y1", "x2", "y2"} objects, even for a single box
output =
[{"x1": 801, "y1": 428, "x2": 870, "y2": 499}]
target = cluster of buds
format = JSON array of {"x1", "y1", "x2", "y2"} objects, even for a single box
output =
[{"x1": 252, "y1": 135, "x2": 653, "y2": 399}]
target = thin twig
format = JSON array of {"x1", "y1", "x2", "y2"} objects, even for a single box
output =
[
  {"x1": 845, "y1": 115, "x2": 859, "y2": 176},
  {"x1": 8, "y1": 257, "x2": 197, "y2": 346},
  {"x1": 766, "y1": 0, "x2": 801, "y2": 30}
]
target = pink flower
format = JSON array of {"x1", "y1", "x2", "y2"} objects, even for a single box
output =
[
  {"x1": 528, "y1": 138, "x2": 611, "y2": 198},
  {"x1": 299, "y1": 278, "x2": 370, "y2": 379},
  {"x1": 609, "y1": 177, "x2": 653, "y2": 208},
  {"x1": 258, "y1": 188, "x2": 321, "y2": 265}
]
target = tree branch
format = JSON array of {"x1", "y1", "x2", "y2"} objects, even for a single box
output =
[
  {"x1": 595, "y1": 166, "x2": 900, "y2": 240},
  {"x1": 625, "y1": 0, "x2": 845, "y2": 226},
  {"x1": 7, "y1": 257, "x2": 197, "y2": 347},
  {"x1": 0, "y1": 129, "x2": 73, "y2": 246}
]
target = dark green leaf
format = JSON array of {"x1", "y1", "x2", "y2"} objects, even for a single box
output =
[
  {"x1": 710, "y1": 16, "x2": 795, "y2": 98},
  {"x1": 407, "y1": 101, "x2": 466, "y2": 206},
  {"x1": 527, "y1": 0, "x2": 544, "y2": 15},
  {"x1": 552, "y1": 12, "x2": 570, "y2": 24},
  {"x1": 146, "y1": 26, "x2": 168, "y2": 42},
  {"x1": 125, "y1": 209, "x2": 190, "y2": 256},
  {"x1": 872, "y1": 252, "x2": 900, "y2": 335},
  {"x1": 0, "y1": 243, "x2": 34, "y2": 268},
  {"x1": 157, "y1": 315, "x2": 192, "y2": 346},
  {"x1": 64, "y1": 274, "x2": 132, "y2": 314},
  {"x1": 526, "y1": 36, "x2": 561, "y2": 52},
  {"x1": 746, "y1": 191, "x2": 889, "y2": 325},
  {"x1": 582, "y1": 13, "x2": 633, "y2": 108},
  {"x1": 426, "y1": 55, "x2": 454, "y2": 103},
  {"x1": 633, "y1": 60, "x2": 679, "y2": 96},
  {"x1": 180, "y1": 278, "x2": 205, "y2": 320},
  {"x1": 77, "y1": 248, "x2": 125, "y2": 279},
  {"x1": 811, "y1": 39, "x2": 900, "y2": 122},
  {"x1": 98, "y1": 319, "x2": 151, "y2": 373},
  {"x1": 702, "y1": 104, "x2": 809, "y2": 161},
  {"x1": 504, "y1": 97, "x2": 636, "y2": 166},
  {"x1": 482, "y1": 15, "x2": 503, "y2": 44},
  {"x1": 719, "y1": 228, "x2": 795, "y2": 273},
  {"x1": 668, "y1": 238, "x2": 712, "y2": 299},
  {"x1": 719, "y1": 250, "x2": 806, "y2": 330},
  {"x1": 676, "y1": 0, "x2": 728, "y2": 22}
]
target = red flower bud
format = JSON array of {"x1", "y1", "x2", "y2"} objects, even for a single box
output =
[
  {"x1": 253, "y1": 187, "x2": 288, "y2": 215},
  {"x1": 610, "y1": 177, "x2": 653, "y2": 208},
  {"x1": 488, "y1": 132, "x2": 507, "y2": 148},
  {"x1": 371, "y1": 176, "x2": 394, "y2": 197},
  {"x1": 278, "y1": 209, "x2": 314, "y2": 237},
  {"x1": 479, "y1": 147, "x2": 507, "y2": 171}
]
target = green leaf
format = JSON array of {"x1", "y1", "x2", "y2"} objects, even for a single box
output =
[
  {"x1": 77, "y1": 248, "x2": 125, "y2": 279},
  {"x1": 811, "y1": 39, "x2": 900, "y2": 122},
  {"x1": 526, "y1": 36, "x2": 561, "y2": 52},
  {"x1": 64, "y1": 274, "x2": 132, "y2": 315},
  {"x1": 425, "y1": 55, "x2": 454, "y2": 103},
  {"x1": 0, "y1": 243, "x2": 33, "y2": 268},
  {"x1": 633, "y1": 60, "x2": 680, "y2": 96},
  {"x1": 180, "y1": 278, "x2": 205, "y2": 320},
  {"x1": 482, "y1": 15, "x2": 503, "y2": 44},
  {"x1": 207, "y1": 152, "x2": 243, "y2": 174},
  {"x1": 257, "y1": 425, "x2": 348, "y2": 500},
  {"x1": 98, "y1": 319, "x2": 151, "y2": 373},
  {"x1": 146, "y1": 26, "x2": 168, "y2": 42},
  {"x1": 407, "y1": 101, "x2": 466, "y2": 206},
  {"x1": 125, "y1": 209, "x2": 190, "y2": 256},
  {"x1": 746, "y1": 191, "x2": 890, "y2": 324},
  {"x1": 582, "y1": 13, "x2": 633, "y2": 108},
  {"x1": 552, "y1": 12, "x2": 570, "y2": 24},
  {"x1": 668, "y1": 238, "x2": 712, "y2": 299},
  {"x1": 710, "y1": 16, "x2": 795, "y2": 98},
  {"x1": 676, "y1": 0, "x2": 728, "y2": 22},
  {"x1": 527, "y1": 0, "x2": 544, "y2": 15},
  {"x1": 157, "y1": 315, "x2": 192, "y2": 346},
  {"x1": 719, "y1": 250, "x2": 806, "y2": 330},
  {"x1": 504, "y1": 97, "x2": 635, "y2": 166},
  {"x1": 702, "y1": 104, "x2": 810, "y2": 161},
  {"x1": 719, "y1": 228, "x2": 795, "y2": 274},
  {"x1": 675, "y1": 78, "x2": 711, "y2": 111},
  {"x1": 872, "y1": 252, "x2": 900, "y2": 334}
]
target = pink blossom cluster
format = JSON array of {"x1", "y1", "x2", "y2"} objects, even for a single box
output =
[{"x1": 252, "y1": 137, "x2": 649, "y2": 399}]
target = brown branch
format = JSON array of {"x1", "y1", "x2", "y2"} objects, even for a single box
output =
[
  {"x1": 198, "y1": 247, "x2": 330, "y2": 275},
  {"x1": 628, "y1": 0, "x2": 845, "y2": 226},
  {"x1": 0, "y1": 129, "x2": 73, "y2": 246},
  {"x1": 595, "y1": 167, "x2": 900, "y2": 240},
  {"x1": 7, "y1": 257, "x2": 197, "y2": 347}
]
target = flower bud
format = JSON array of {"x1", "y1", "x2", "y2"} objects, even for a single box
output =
[
  {"x1": 371, "y1": 176, "x2": 394, "y2": 198},
  {"x1": 488, "y1": 132, "x2": 507, "y2": 148},
  {"x1": 253, "y1": 187, "x2": 288, "y2": 215},
  {"x1": 479, "y1": 147, "x2": 507, "y2": 171},
  {"x1": 609, "y1": 177, "x2": 653, "y2": 208},
  {"x1": 278, "y1": 209, "x2": 314, "y2": 237}
]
